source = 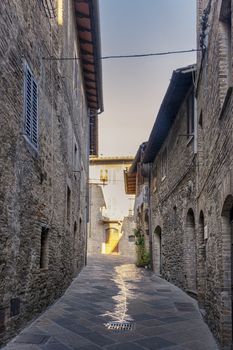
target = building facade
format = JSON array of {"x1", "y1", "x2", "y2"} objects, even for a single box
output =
[
  {"x1": 88, "y1": 157, "x2": 136, "y2": 258},
  {"x1": 124, "y1": 143, "x2": 151, "y2": 265},
  {"x1": 0, "y1": 0, "x2": 103, "y2": 345},
  {"x1": 129, "y1": 1, "x2": 233, "y2": 344},
  {"x1": 143, "y1": 65, "x2": 197, "y2": 284},
  {"x1": 196, "y1": 0, "x2": 233, "y2": 347}
]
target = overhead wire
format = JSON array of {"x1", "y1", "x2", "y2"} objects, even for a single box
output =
[
  {"x1": 42, "y1": 48, "x2": 200, "y2": 62},
  {"x1": 101, "y1": 49, "x2": 200, "y2": 60}
]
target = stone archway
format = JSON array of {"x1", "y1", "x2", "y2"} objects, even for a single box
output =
[
  {"x1": 198, "y1": 211, "x2": 206, "y2": 304},
  {"x1": 184, "y1": 209, "x2": 197, "y2": 292},
  {"x1": 105, "y1": 227, "x2": 120, "y2": 254},
  {"x1": 154, "y1": 226, "x2": 162, "y2": 275},
  {"x1": 221, "y1": 195, "x2": 233, "y2": 347}
]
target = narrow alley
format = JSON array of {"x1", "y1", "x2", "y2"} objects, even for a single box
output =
[
  {"x1": 3, "y1": 255, "x2": 218, "y2": 350},
  {"x1": 1, "y1": 0, "x2": 233, "y2": 349}
]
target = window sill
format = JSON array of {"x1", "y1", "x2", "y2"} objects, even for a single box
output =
[
  {"x1": 35, "y1": 267, "x2": 49, "y2": 275},
  {"x1": 23, "y1": 135, "x2": 39, "y2": 158},
  {"x1": 39, "y1": 267, "x2": 49, "y2": 272},
  {"x1": 186, "y1": 135, "x2": 194, "y2": 146},
  {"x1": 219, "y1": 86, "x2": 232, "y2": 120}
]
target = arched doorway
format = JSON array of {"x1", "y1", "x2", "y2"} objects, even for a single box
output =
[
  {"x1": 185, "y1": 209, "x2": 197, "y2": 292},
  {"x1": 154, "y1": 226, "x2": 162, "y2": 275},
  {"x1": 198, "y1": 211, "x2": 206, "y2": 304},
  {"x1": 221, "y1": 195, "x2": 233, "y2": 346},
  {"x1": 106, "y1": 227, "x2": 120, "y2": 254}
]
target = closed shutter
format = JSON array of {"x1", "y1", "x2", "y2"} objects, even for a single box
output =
[
  {"x1": 24, "y1": 63, "x2": 38, "y2": 149},
  {"x1": 25, "y1": 68, "x2": 32, "y2": 138},
  {"x1": 31, "y1": 80, "x2": 38, "y2": 147}
]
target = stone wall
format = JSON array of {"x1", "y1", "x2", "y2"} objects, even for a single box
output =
[
  {"x1": 150, "y1": 91, "x2": 197, "y2": 289},
  {"x1": 88, "y1": 184, "x2": 106, "y2": 255},
  {"x1": 150, "y1": 1, "x2": 233, "y2": 346},
  {"x1": 196, "y1": 0, "x2": 233, "y2": 347},
  {"x1": 0, "y1": 0, "x2": 89, "y2": 345},
  {"x1": 119, "y1": 216, "x2": 137, "y2": 262}
]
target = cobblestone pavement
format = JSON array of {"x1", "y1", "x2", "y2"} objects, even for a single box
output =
[{"x1": 2, "y1": 255, "x2": 219, "y2": 350}]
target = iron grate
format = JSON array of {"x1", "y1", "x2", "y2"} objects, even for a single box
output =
[{"x1": 105, "y1": 321, "x2": 134, "y2": 331}]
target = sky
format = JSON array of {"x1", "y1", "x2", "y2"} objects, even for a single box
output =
[{"x1": 98, "y1": 0, "x2": 196, "y2": 157}]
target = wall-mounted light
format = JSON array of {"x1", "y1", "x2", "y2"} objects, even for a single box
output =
[
  {"x1": 100, "y1": 169, "x2": 108, "y2": 185},
  {"x1": 57, "y1": 0, "x2": 63, "y2": 25}
]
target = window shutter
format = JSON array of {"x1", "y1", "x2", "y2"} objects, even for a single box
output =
[
  {"x1": 31, "y1": 79, "x2": 38, "y2": 147},
  {"x1": 25, "y1": 68, "x2": 32, "y2": 138},
  {"x1": 24, "y1": 63, "x2": 38, "y2": 149}
]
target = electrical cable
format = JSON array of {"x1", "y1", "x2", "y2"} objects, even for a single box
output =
[
  {"x1": 101, "y1": 49, "x2": 200, "y2": 60},
  {"x1": 42, "y1": 48, "x2": 200, "y2": 61}
]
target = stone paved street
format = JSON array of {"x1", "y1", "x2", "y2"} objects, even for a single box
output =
[{"x1": 2, "y1": 255, "x2": 219, "y2": 350}]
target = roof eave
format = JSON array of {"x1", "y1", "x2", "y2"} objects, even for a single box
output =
[
  {"x1": 143, "y1": 64, "x2": 196, "y2": 164},
  {"x1": 129, "y1": 142, "x2": 148, "y2": 174},
  {"x1": 74, "y1": 0, "x2": 104, "y2": 113}
]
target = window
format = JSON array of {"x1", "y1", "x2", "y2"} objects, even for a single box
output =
[
  {"x1": 198, "y1": 111, "x2": 204, "y2": 167},
  {"x1": 187, "y1": 90, "x2": 195, "y2": 138},
  {"x1": 161, "y1": 148, "x2": 167, "y2": 180},
  {"x1": 74, "y1": 144, "x2": 78, "y2": 169},
  {"x1": 73, "y1": 53, "x2": 78, "y2": 93},
  {"x1": 73, "y1": 221, "x2": 77, "y2": 256},
  {"x1": 199, "y1": 111, "x2": 203, "y2": 128},
  {"x1": 152, "y1": 166, "x2": 157, "y2": 192},
  {"x1": 152, "y1": 177, "x2": 157, "y2": 193},
  {"x1": 10, "y1": 298, "x2": 20, "y2": 317},
  {"x1": 24, "y1": 63, "x2": 38, "y2": 149},
  {"x1": 40, "y1": 227, "x2": 49, "y2": 269},
  {"x1": 67, "y1": 186, "x2": 71, "y2": 224}
]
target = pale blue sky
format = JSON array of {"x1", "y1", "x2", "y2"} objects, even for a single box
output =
[{"x1": 98, "y1": 0, "x2": 196, "y2": 156}]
